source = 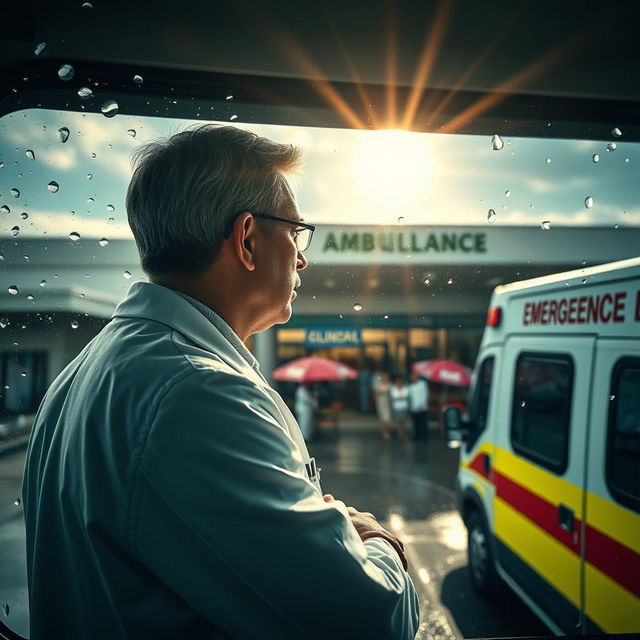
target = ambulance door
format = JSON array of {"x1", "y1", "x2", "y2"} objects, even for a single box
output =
[
  {"x1": 494, "y1": 335, "x2": 595, "y2": 634},
  {"x1": 583, "y1": 341, "x2": 640, "y2": 633}
]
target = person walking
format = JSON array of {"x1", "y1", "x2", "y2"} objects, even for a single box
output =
[
  {"x1": 295, "y1": 382, "x2": 316, "y2": 442},
  {"x1": 408, "y1": 371, "x2": 429, "y2": 441},
  {"x1": 21, "y1": 124, "x2": 418, "y2": 640},
  {"x1": 373, "y1": 371, "x2": 393, "y2": 440},
  {"x1": 390, "y1": 376, "x2": 410, "y2": 438}
]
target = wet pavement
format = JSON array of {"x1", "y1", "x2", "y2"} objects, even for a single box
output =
[{"x1": 0, "y1": 415, "x2": 550, "y2": 639}]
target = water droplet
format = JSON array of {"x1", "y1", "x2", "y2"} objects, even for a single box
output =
[
  {"x1": 47, "y1": 181, "x2": 59, "y2": 193},
  {"x1": 3, "y1": 603, "x2": 10, "y2": 616},
  {"x1": 584, "y1": 196, "x2": 593, "y2": 209},
  {"x1": 26, "y1": 295, "x2": 33, "y2": 301},
  {"x1": 487, "y1": 209, "x2": 496, "y2": 223},
  {"x1": 505, "y1": 190, "x2": 511, "y2": 198},
  {"x1": 592, "y1": 153, "x2": 600, "y2": 163},
  {"x1": 69, "y1": 232, "x2": 81, "y2": 241},
  {"x1": 39, "y1": 280, "x2": 47, "y2": 287},
  {"x1": 397, "y1": 216, "x2": 405, "y2": 224},
  {"x1": 541, "y1": 220, "x2": 551, "y2": 230},
  {"x1": 8, "y1": 286, "x2": 19, "y2": 295},
  {"x1": 82, "y1": 1, "x2": 93, "y2": 8},
  {"x1": 14, "y1": 498, "x2": 20, "y2": 507},
  {"x1": 230, "y1": 114, "x2": 238, "y2": 121},
  {"x1": 226, "y1": 94, "x2": 233, "y2": 100},
  {"x1": 383, "y1": 314, "x2": 389, "y2": 319},
  {"x1": 126, "y1": 128, "x2": 136, "y2": 137},
  {"x1": 133, "y1": 74, "x2": 144, "y2": 84},
  {"x1": 34, "y1": 42, "x2": 46, "y2": 56},
  {"x1": 26, "y1": 149, "x2": 35, "y2": 160},
  {"x1": 10, "y1": 188, "x2": 20, "y2": 198},
  {"x1": 98, "y1": 238, "x2": 109, "y2": 246},
  {"x1": 582, "y1": 278, "x2": 587, "y2": 284},
  {"x1": 57, "y1": 127, "x2": 70, "y2": 143},
  {"x1": 123, "y1": 270, "x2": 132, "y2": 279},
  {"x1": 71, "y1": 320, "x2": 79, "y2": 329},
  {"x1": 609, "y1": 394, "x2": 616, "y2": 401},
  {"x1": 520, "y1": 401, "x2": 526, "y2": 408},
  {"x1": 447, "y1": 278, "x2": 453, "y2": 285},
  {"x1": 612, "y1": 127, "x2": 622, "y2": 137},
  {"x1": 78, "y1": 87, "x2": 94, "y2": 100},
  {"x1": 58, "y1": 64, "x2": 75, "y2": 81},
  {"x1": 0, "y1": 162, "x2": 4, "y2": 169},
  {"x1": 106, "y1": 204, "x2": 115, "y2": 212},
  {"x1": 100, "y1": 99, "x2": 118, "y2": 117},
  {"x1": 353, "y1": 302, "x2": 362, "y2": 311},
  {"x1": 491, "y1": 134, "x2": 504, "y2": 150},
  {"x1": 606, "y1": 142, "x2": 617, "y2": 152},
  {"x1": 423, "y1": 278, "x2": 430, "y2": 286},
  {"x1": 91, "y1": 152, "x2": 96, "y2": 159},
  {"x1": 11, "y1": 226, "x2": 20, "y2": 237},
  {"x1": 87, "y1": 197, "x2": 94, "y2": 204},
  {"x1": 1, "y1": 205, "x2": 10, "y2": 214}
]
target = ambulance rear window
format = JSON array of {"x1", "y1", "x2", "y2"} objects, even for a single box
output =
[
  {"x1": 511, "y1": 353, "x2": 574, "y2": 474},
  {"x1": 607, "y1": 358, "x2": 640, "y2": 513}
]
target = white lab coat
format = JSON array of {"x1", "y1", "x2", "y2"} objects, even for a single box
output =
[
  {"x1": 294, "y1": 384, "x2": 316, "y2": 441},
  {"x1": 23, "y1": 282, "x2": 419, "y2": 640}
]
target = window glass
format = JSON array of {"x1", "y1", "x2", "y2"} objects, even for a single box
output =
[
  {"x1": 511, "y1": 354, "x2": 573, "y2": 473},
  {"x1": 608, "y1": 359, "x2": 640, "y2": 511},
  {"x1": 466, "y1": 356, "x2": 494, "y2": 449}
]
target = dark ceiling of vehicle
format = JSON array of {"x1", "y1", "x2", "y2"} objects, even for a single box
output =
[{"x1": 2, "y1": 0, "x2": 640, "y2": 138}]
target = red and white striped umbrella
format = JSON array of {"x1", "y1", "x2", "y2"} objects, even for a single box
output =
[
  {"x1": 412, "y1": 360, "x2": 472, "y2": 388},
  {"x1": 273, "y1": 356, "x2": 358, "y2": 383}
]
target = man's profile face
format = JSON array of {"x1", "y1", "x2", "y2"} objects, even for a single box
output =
[{"x1": 252, "y1": 193, "x2": 308, "y2": 331}]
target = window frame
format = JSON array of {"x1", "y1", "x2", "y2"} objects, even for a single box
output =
[
  {"x1": 510, "y1": 351, "x2": 575, "y2": 475},
  {"x1": 606, "y1": 356, "x2": 640, "y2": 514}
]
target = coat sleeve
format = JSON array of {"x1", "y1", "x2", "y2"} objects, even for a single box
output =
[{"x1": 132, "y1": 368, "x2": 419, "y2": 639}]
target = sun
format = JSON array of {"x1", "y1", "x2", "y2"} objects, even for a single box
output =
[{"x1": 352, "y1": 129, "x2": 435, "y2": 212}]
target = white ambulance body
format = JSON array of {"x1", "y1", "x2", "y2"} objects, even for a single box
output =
[{"x1": 453, "y1": 256, "x2": 640, "y2": 635}]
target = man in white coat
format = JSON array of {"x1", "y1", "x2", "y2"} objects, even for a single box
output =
[{"x1": 22, "y1": 125, "x2": 419, "y2": 639}]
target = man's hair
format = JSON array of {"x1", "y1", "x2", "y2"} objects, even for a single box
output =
[{"x1": 126, "y1": 124, "x2": 302, "y2": 276}]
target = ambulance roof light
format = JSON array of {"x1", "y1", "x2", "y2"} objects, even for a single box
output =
[{"x1": 486, "y1": 306, "x2": 502, "y2": 327}]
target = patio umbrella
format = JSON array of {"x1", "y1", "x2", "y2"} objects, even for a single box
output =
[
  {"x1": 273, "y1": 356, "x2": 358, "y2": 383},
  {"x1": 412, "y1": 360, "x2": 472, "y2": 388}
]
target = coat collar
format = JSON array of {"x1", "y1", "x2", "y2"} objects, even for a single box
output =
[{"x1": 113, "y1": 282, "x2": 266, "y2": 387}]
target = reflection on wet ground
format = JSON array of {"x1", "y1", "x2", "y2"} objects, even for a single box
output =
[{"x1": 309, "y1": 426, "x2": 550, "y2": 639}]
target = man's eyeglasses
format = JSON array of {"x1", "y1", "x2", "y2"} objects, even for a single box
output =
[{"x1": 223, "y1": 212, "x2": 315, "y2": 252}]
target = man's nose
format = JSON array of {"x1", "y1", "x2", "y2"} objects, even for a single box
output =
[{"x1": 296, "y1": 250, "x2": 308, "y2": 271}]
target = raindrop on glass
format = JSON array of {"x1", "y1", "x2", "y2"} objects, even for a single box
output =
[
  {"x1": 98, "y1": 238, "x2": 109, "y2": 246},
  {"x1": 584, "y1": 196, "x2": 593, "y2": 209},
  {"x1": 100, "y1": 99, "x2": 118, "y2": 117},
  {"x1": 487, "y1": 209, "x2": 496, "y2": 223},
  {"x1": 39, "y1": 280, "x2": 47, "y2": 287},
  {"x1": 505, "y1": 190, "x2": 511, "y2": 198},
  {"x1": 0, "y1": 162, "x2": 4, "y2": 169},
  {"x1": 397, "y1": 216, "x2": 405, "y2": 224},
  {"x1": 541, "y1": 220, "x2": 551, "y2": 230},
  {"x1": 35, "y1": 42, "x2": 47, "y2": 56},
  {"x1": 133, "y1": 74, "x2": 144, "y2": 84},
  {"x1": 582, "y1": 278, "x2": 587, "y2": 284},
  {"x1": 226, "y1": 94, "x2": 233, "y2": 100},
  {"x1": 87, "y1": 197, "x2": 94, "y2": 203},
  {"x1": 71, "y1": 320, "x2": 79, "y2": 329},
  {"x1": 10, "y1": 188, "x2": 20, "y2": 198},
  {"x1": 491, "y1": 134, "x2": 504, "y2": 151},
  {"x1": 423, "y1": 278, "x2": 430, "y2": 286},
  {"x1": 353, "y1": 302, "x2": 363, "y2": 311},
  {"x1": 447, "y1": 278, "x2": 453, "y2": 285},
  {"x1": 78, "y1": 87, "x2": 94, "y2": 100},
  {"x1": 14, "y1": 498, "x2": 20, "y2": 507},
  {"x1": 82, "y1": 1, "x2": 93, "y2": 7},
  {"x1": 26, "y1": 295, "x2": 34, "y2": 301},
  {"x1": 69, "y1": 232, "x2": 81, "y2": 241},
  {"x1": 126, "y1": 128, "x2": 136, "y2": 137},
  {"x1": 123, "y1": 270, "x2": 132, "y2": 279},
  {"x1": 1, "y1": 205, "x2": 10, "y2": 214},
  {"x1": 625, "y1": 158, "x2": 629, "y2": 163},
  {"x1": 20, "y1": 212, "x2": 28, "y2": 220},
  {"x1": 383, "y1": 314, "x2": 389, "y2": 319},
  {"x1": 545, "y1": 157, "x2": 551, "y2": 164},
  {"x1": 8, "y1": 286, "x2": 19, "y2": 295},
  {"x1": 58, "y1": 64, "x2": 75, "y2": 81},
  {"x1": 609, "y1": 394, "x2": 616, "y2": 401},
  {"x1": 47, "y1": 181, "x2": 59, "y2": 193},
  {"x1": 230, "y1": 114, "x2": 238, "y2": 121},
  {"x1": 3, "y1": 603, "x2": 9, "y2": 617},
  {"x1": 592, "y1": 153, "x2": 599, "y2": 163},
  {"x1": 11, "y1": 226, "x2": 20, "y2": 237},
  {"x1": 57, "y1": 127, "x2": 70, "y2": 143},
  {"x1": 26, "y1": 149, "x2": 35, "y2": 160},
  {"x1": 520, "y1": 401, "x2": 526, "y2": 408},
  {"x1": 106, "y1": 204, "x2": 115, "y2": 212},
  {"x1": 612, "y1": 127, "x2": 622, "y2": 137},
  {"x1": 86, "y1": 173, "x2": 92, "y2": 180},
  {"x1": 606, "y1": 142, "x2": 617, "y2": 152}
]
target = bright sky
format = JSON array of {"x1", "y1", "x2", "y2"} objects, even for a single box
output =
[{"x1": 0, "y1": 108, "x2": 638, "y2": 240}]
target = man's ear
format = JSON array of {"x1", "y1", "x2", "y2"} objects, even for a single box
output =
[{"x1": 231, "y1": 212, "x2": 257, "y2": 272}]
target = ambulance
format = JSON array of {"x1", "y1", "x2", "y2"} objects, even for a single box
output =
[{"x1": 443, "y1": 256, "x2": 640, "y2": 635}]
